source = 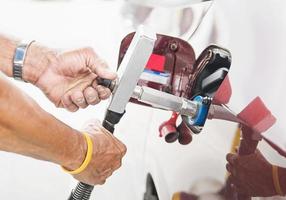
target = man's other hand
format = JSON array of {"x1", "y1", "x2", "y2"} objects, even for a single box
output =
[
  {"x1": 26, "y1": 44, "x2": 116, "y2": 112},
  {"x1": 226, "y1": 150, "x2": 277, "y2": 197}
]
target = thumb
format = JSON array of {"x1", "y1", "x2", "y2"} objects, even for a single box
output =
[
  {"x1": 82, "y1": 47, "x2": 117, "y2": 80},
  {"x1": 91, "y1": 58, "x2": 117, "y2": 80},
  {"x1": 226, "y1": 153, "x2": 238, "y2": 165}
]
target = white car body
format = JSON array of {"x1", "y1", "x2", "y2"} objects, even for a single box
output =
[{"x1": 133, "y1": 0, "x2": 286, "y2": 199}]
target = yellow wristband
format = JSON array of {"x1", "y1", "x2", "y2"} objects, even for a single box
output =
[
  {"x1": 62, "y1": 133, "x2": 93, "y2": 175},
  {"x1": 272, "y1": 165, "x2": 284, "y2": 196},
  {"x1": 172, "y1": 192, "x2": 181, "y2": 200}
]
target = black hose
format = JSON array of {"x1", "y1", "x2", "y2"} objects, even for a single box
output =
[{"x1": 68, "y1": 183, "x2": 94, "y2": 200}]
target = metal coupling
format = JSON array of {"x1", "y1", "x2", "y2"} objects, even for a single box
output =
[
  {"x1": 132, "y1": 85, "x2": 199, "y2": 119},
  {"x1": 180, "y1": 99, "x2": 199, "y2": 117}
]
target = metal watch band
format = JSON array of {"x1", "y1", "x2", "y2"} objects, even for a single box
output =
[{"x1": 13, "y1": 40, "x2": 35, "y2": 81}]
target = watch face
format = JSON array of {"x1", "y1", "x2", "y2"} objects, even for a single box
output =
[
  {"x1": 13, "y1": 43, "x2": 30, "y2": 80},
  {"x1": 14, "y1": 48, "x2": 25, "y2": 62}
]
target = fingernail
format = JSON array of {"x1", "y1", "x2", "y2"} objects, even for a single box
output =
[
  {"x1": 76, "y1": 98, "x2": 84, "y2": 103},
  {"x1": 88, "y1": 96, "x2": 94, "y2": 101},
  {"x1": 101, "y1": 92, "x2": 107, "y2": 97},
  {"x1": 97, "y1": 89, "x2": 104, "y2": 93},
  {"x1": 96, "y1": 85, "x2": 104, "y2": 92},
  {"x1": 88, "y1": 96, "x2": 98, "y2": 102},
  {"x1": 68, "y1": 105, "x2": 78, "y2": 112}
]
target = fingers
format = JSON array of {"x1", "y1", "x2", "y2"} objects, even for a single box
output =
[
  {"x1": 94, "y1": 84, "x2": 112, "y2": 100},
  {"x1": 53, "y1": 47, "x2": 117, "y2": 112},
  {"x1": 228, "y1": 175, "x2": 241, "y2": 190},
  {"x1": 112, "y1": 159, "x2": 122, "y2": 171},
  {"x1": 102, "y1": 127, "x2": 127, "y2": 157},
  {"x1": 96, "y1": 169, "x2": 113, "y2": 185},
  {"x1": 98, "y1": 168, "x2": 113, "y2": 182},
  {"x1": 91, "y1": 78, "x2": 113, "y2": 100},
  {"x1": 81, "y1": 47, "x2": 115, "y2": 99},
  {"x1": 71, "y1": 91, "x2": 88, "y2": 109},
  {"x1": 226, "y1": 153, "x2": 238, "y2": 178},
  {"x1": 62, "y1": 85, "x2": 105, "y2": 111},
  {"x1": 61, "y1": 94, "x2": 79, "y2": 112},
  {"x1": 75, "y1": 121, "x2": 126, "y2": 185},
  {"x1": 58, "y1": 47, "x2": 116, "y2": 112},
  {"x1": 101, "y1": 126, "x2": 127, "y2": 158},
  {"x1": 93, "y1": 59, "x2": 117, "y2": 80},
  {"x1": 96, "y1": 159, "x2": 122, "y2": 185},
  {"x1": 91, "y1": 160, "x2": 120, "y2": 186},
  {"x1": 228, "y1": 175, "x2": 236, "y2": 185},
  {"x1": 117, "y1": 141, "x2": 127, "y2": 157},
  {"x1": 226, "y1": 154, "x2": 245, "y2": 194},
  {"x1": 69, "y1": 82, "x2": 112, "y2": 110},
  {"x1": 226, "y1": 163, "x2": 233, "y2": 173},
  {"x1": 83, "y1": 87, "x2": 100, "y2": 105},
  {"x1": 226, "y1": 153, "x2": 237, "y2": 165},
  {"x1": 99, "y1": 128, "x2": 126, "y2": 174},
  {"x1": 228, "y1": 175, "x2": 247, "y2": 195}
]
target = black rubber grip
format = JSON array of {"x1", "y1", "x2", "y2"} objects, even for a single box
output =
[{"x1": 96, "y1": 77, "x2": 114, "y2": 90}]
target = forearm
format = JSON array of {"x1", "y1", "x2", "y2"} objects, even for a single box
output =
[
  {"x1": 0, "y1": 35, "x2": 17, "y2": 77},
  {"x1": 0, "y1": 74, "x2": 85, "y2": 169},
  {"x1": 0, "y1": 34, "x2": 54, "y2": 84}
]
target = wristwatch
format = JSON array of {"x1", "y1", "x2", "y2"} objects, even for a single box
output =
[{"x1": 13, "y1": 40, "x2": 35, "y2": 81}]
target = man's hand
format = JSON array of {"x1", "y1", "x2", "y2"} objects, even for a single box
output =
[
  {"x1": 24, "y1": 43, "x2": 116, "y2": 112},
  {"x1": 226, "y1": 150, "x2": 277, "y2": 197},
  {"x1": 66, "y1": 120, "x2": 126, "y2": 185}
]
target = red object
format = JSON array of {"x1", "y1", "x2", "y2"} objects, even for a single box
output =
[
  {"x1": 145, "y1": 54, "x2": 166, "y2": 72},
  {"x1": 177, "y1": 122, "x2": 193, "y2": 145},
  {"x1": 237, "y1": 97, "x2": 276, "y2": 133},
  {"x1": 159, "y1": 112, "x2": 179, "y2": 143},
  {"x1": 213, "y1": 75, "x2": 232, "y2": 105}
]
